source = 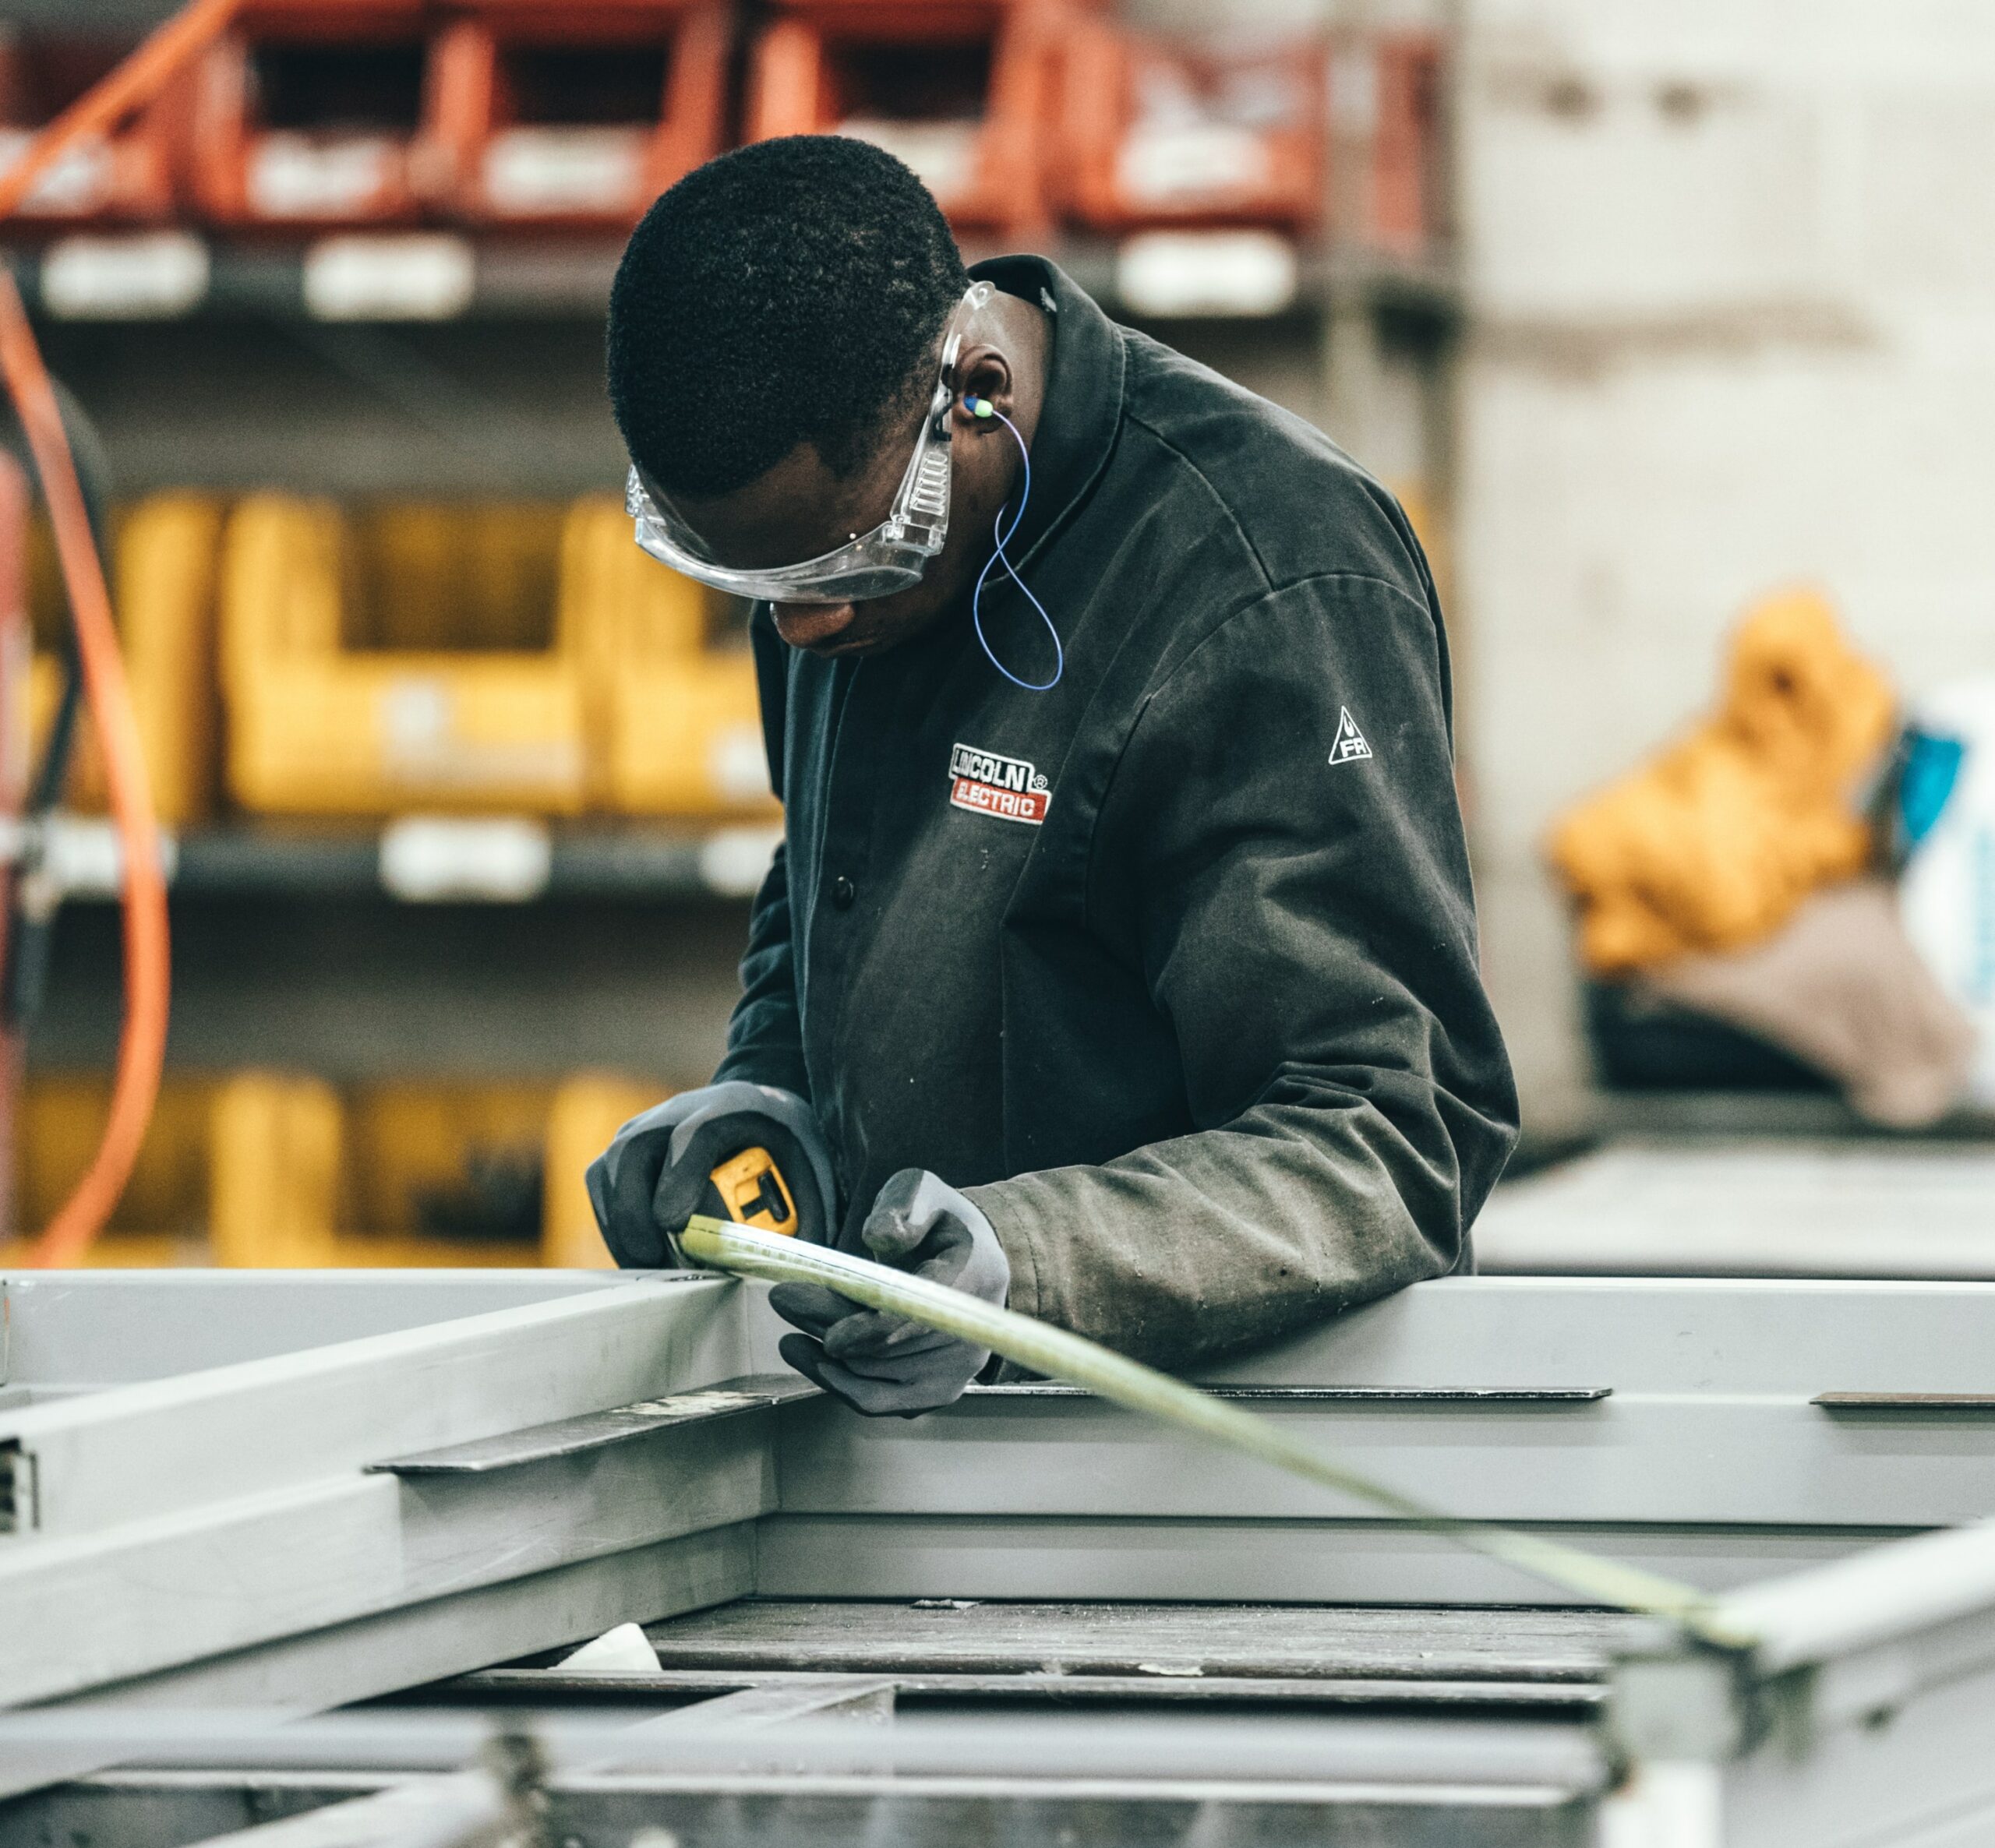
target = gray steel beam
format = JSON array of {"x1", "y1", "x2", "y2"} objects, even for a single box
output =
[
  {"x1": 27, "y1": 1710, "x2": 1605, "y2": 1792},
  {"x1": 0, "y1": 1525, "x2": 756, "y2": 1798},
  {"x1": 0, "y1": 1709, "x2": 1601, "y2": 1848},
  {"x1": 1605, "y1": 1640, "x2": 1995, "y2": 1848},
  {"x1": 1478, "y1": 1141, "x2": 1995, "y2": 1282},
  {"x1": 0, "y1": 1271, "x2": 634, "y2": 1395},
  {"x1": 449, "y1": 1663, "x2": 1603, "y2": 1712},
  {"x1": 0, "y1": 1270, "x2": 782, "y2": 1799},
  {"x1": 21, "y1": 1270, "x2": 1995, "y2": 1402},
  {"x1": 755, "y1": 1512, "x2": 1919, "y2": 1606},
  {"x1": 176, "y1": 1767, "x2": 521, "y2": 1848},
  {"x1": 171, "y1": 1680, "x2": 899, "y2": 1846},
  {"x1": 1717, "y1": 1516, "x2": 1995, "y2": 1677},
  {"x1": 4, "y1": 1772, "x2": 1596, "y2": 1848},
  {"x1": 14, "y1": 1264, "x2": 1995, "y2": 1845},
  {"x1": 774, "y1": 1390, "x2": 1995, "y2": 1529},
  {"x1": 2, "y1": 1413, "x2": 775, "y2": 1709},
  {"x1": 1603, "y1": 1517, "x2": 1995, "y2": 1845},
  {"x1": 0, "y1": 1275, "x2": 762, "y2": 1538},
  {"x1": 0, "y1": 1286, "x2": 777, "y2": 1708},
  {"x1": 635, "y1": 1596, "x2": 1639, "y2": 1680}
]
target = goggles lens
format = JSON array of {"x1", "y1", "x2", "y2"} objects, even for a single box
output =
[{"x1": 627, "y1": 281, "x2": 994, "y2": 605}]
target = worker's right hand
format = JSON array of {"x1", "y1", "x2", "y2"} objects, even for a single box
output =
[{"x1": 584, "y1": 1081, "x2": 838, "y2": 1267}]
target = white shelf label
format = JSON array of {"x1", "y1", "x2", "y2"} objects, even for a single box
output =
[
  {"x1": 1116, "y1": 230, "x2": 1299, "y2": 318},
  {"x1": 1116, "y1": 123, "x2": 1275, "y2": 206},
  {"x1": 709, "y1": 724, "x2": 773, "y2": 806},
  {"x1": 0, "y1": 129, "x2": 115, "y2": 217},
  {"x1": 24, "y1": 815, "x2": 180, "y2": 899},
  {"x1": 304, "y1": 232, "x2": 476, "y2": 322},
  {"x1": 379, "y1": 815, "x2": 552, "y2": 903},
  {"x1": 482, "y1": 127, "x2": 644, "y2": 213},
  {"x1": 250, "y1": 133, "x2": 392, "y2": 218},
  {"x1": 41, "y1": 232, "x2": 210, "y2": 320},
  {"x1": 697, "y1": 825, "x2": 782, "y2": 898}
]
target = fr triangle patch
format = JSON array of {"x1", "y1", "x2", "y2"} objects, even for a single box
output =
[{"x1": 1329, "y1": 707, "x2": 1372, "y2": 765}]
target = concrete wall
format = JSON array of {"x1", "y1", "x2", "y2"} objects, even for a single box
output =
[{"x1": 1455, "y1": 1, "x2": 1995, "y2": 1119}]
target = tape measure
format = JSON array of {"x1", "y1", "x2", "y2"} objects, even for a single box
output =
[
  {"x1": 708, "y1": 1146, "x2": 799, "y2": 1237},
  {"x1": 676, "y1": 1209, "x2": 1749, "y2": 1649}
]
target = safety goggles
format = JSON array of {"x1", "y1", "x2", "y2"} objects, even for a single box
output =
[{"x1": 626, "y1": 280, "x2": 995, "y2": 605}]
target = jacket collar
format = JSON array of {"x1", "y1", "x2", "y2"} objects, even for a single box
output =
[{"x1": 967, "y1": 255, "x2": 1126, "y2": 566}]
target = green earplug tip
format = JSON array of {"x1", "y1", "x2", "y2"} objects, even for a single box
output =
[{"x1": 973, "y1": 399, "x2": 995, "y2": 418}]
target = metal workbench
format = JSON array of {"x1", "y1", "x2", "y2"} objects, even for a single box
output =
[
  {"x1": 2, "y1": 1261, "x2": 1995, "y2": 1846},
  {"x1": 1479, "y1": 1135, "x2": 1995, "y2": 1278}
]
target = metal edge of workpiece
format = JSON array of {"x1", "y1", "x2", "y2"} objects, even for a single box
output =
[
  {"x1": 0, "y1": 1523, "x2": 757, "y2": 1802},
  {"x1": 369, "y1": 1374, "x2": 820, "y2": 1476},
  {"x1": 963, "y1": 1384, "x2": 1612, "y2": 1404},
  {"x1": 443, "y1": 1664, "x2": 1606, "y2": 1714}
]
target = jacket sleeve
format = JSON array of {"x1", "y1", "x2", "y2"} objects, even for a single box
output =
[
  {"x1": 965, "y1": 572, "x2": 1518, "y2": 1370},
  {"x1": 711, "y1": 610, "x2": 811, "y2": 1099}
]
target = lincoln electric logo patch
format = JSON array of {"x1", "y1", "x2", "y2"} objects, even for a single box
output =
[{"x1": 949, "y1": 741, "x2": 1050, "y2": 825}]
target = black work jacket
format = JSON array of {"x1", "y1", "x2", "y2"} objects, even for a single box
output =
[{"x1": 714, "y1": 256, "x2": 1517, "y2": 1370}]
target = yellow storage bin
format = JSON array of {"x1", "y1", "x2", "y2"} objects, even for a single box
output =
[
  {"x1": 355, "y1": 501, "x2": 567, "y2": 654},
  {"x1": 211, "y1": 1072, "x2": 552, "y2": 1267},
  {"x1": 600, "y1": 644, "x2": 775, "y2": 816},
  {"x1": 6, "y1": 1069, "x2": 666, "y2": 1268},
  {"x1": 541, "y1": 1073, "x2": 662, "y2": 1268},
  {"x1": 221, "y1": 496, "x2": 591, "y2": 816},
  {"x1": 207, "y1": 1072, "x2": 346, "y2": 1268},
  {"x1": 209, "y1": 1070, "x2": 667, "y2": 1268},
  {"x1": 218, "y1": 491, "x2": 775, "y2": 820},
  {"x1": 8, "y1": 1074, "x2": 217, "y2": 1264},
  {"x1": 560, "y1": 495, "x2": 776, "y2": 818},
  {"x1": 26, "y1": 495, "x2": 224, "y2": 826},
  {"x1": 351, "y1": 1077, "x2": 553, "y2": 1263}
]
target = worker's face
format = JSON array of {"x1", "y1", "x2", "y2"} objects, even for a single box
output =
[{"x1": 662, "y1": 340, "x2": 1027, "y2": 660}]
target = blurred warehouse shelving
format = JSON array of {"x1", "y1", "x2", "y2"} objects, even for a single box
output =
[
  {"x1": 3, "y1": 0, "x2": 1457, "y2": 519},
  {"x1": 16, "y1": 1066, "x2": 650, "y2": 1264},
  {"x1": 5, "y1": 231, "x2": 1459, "y2": 326},
  {"x1": 0, "y1": 0, "x2": 1460, "y2": 1259},
  {"x1": 0, "y1": 0, "x2": 1453, "y2": 331},
  {"x1": 27, "y1": 814, "x2": 784, "y2": 902},
  {"x1": 13, "y1": 481, "x2": 786, "y2": 1104}
]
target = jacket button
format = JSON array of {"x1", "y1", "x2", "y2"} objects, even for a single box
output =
[{"x1": 830, "y1": 875, "x2": 856, "y2": 910}]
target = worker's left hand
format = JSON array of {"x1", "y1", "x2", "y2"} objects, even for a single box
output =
[{"x1": 769, "y1": 1169, "x2": 1009, "y2": 1418}]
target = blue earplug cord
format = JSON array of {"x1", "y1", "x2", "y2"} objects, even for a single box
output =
[{"x1": 965, "y1": 396, "x2": 1061, "y2": 693}]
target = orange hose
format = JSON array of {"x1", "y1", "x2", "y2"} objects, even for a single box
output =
[
  {"x1": 0, "y1": 273, "x2": 171, "y2": 1268},
  {"x1": 0, "y1": 0, "x2": 237, "y2": 222},
  {"x1": 0, "y1": 0, "x2": 247, "y2": 1264}
]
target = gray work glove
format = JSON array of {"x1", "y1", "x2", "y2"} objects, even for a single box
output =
[
  {"x1": 584, "y1": 1081, "x2": 837, "y2": 1267},
  {"x1": 770, "y1": 1168, "x2": 1009, "y2": 1417}
]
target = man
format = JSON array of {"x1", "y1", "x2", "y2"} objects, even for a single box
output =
[{"x1": 588, "y1": 134, "x2": 1517, "y2": 1416}]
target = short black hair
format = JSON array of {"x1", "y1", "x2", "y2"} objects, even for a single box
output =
[{"x1": 607, "y1": 136, "x2": 970, "y2": 498}]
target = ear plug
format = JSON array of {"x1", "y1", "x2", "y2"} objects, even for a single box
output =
[{"x1": 967, "y1": 396, "x2": 1063, "y2": 692}]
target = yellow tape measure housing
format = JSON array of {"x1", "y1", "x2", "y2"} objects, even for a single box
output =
[{"x1": 709, "y1": 1146, "x2": 799, "y2": 1236}]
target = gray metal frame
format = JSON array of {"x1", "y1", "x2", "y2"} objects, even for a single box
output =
[
  {"x1": 1602, "y1": 1516, "x2": 1995, "y2": 1847},
  {"x1": 9, "y1": 1267, "x2": 1995, "y2": 1845}
]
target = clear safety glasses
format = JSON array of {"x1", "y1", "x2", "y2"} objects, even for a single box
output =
[{"x1": 625, "y1": 281, "x2": 996, "y2": 605}]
